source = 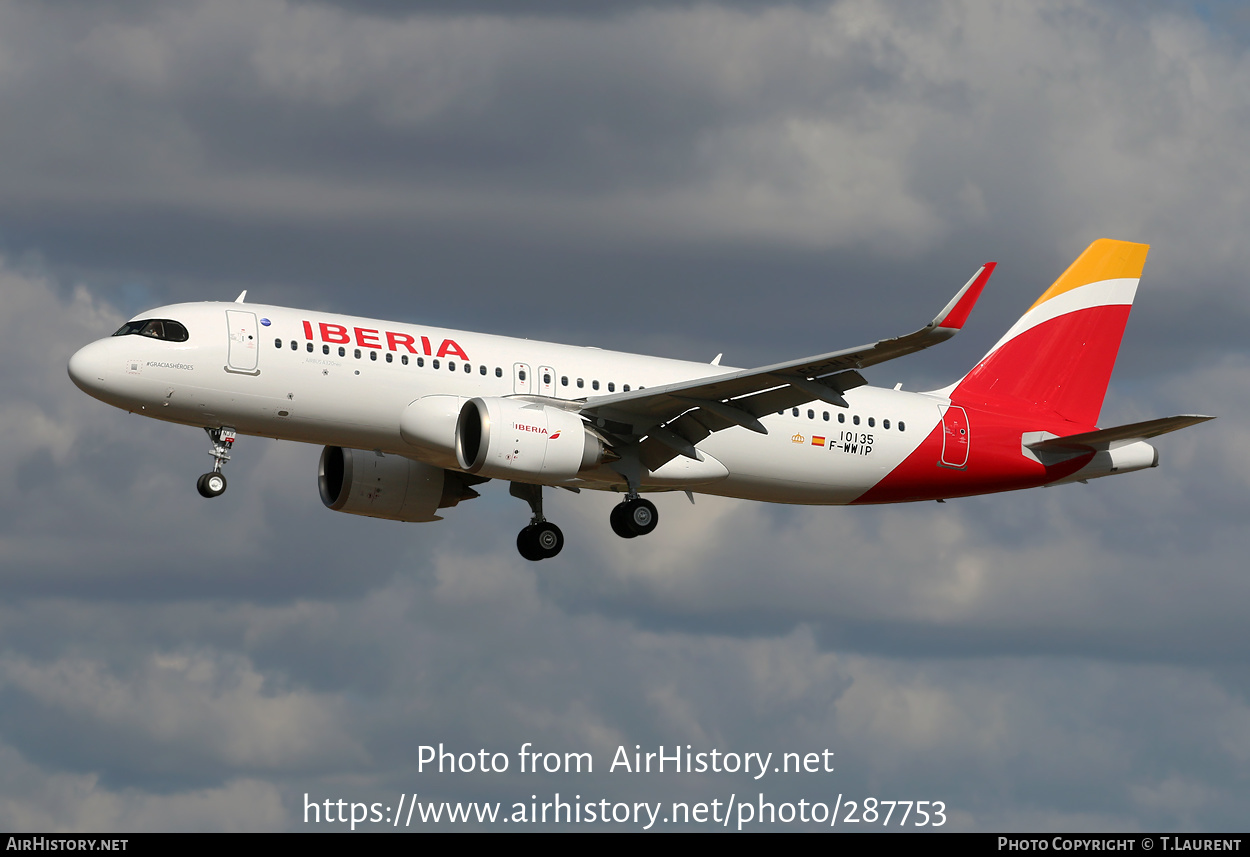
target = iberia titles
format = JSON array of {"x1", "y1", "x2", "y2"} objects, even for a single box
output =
[{"x1": 301, "y1": 320, "x2": 469, "y2": 360}]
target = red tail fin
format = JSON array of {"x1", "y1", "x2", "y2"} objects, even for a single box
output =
[{"x1": 948, "y1": 239, "x2": 1149, "y2": 426}]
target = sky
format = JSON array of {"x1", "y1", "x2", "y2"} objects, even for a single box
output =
[{"x1": 1, "y1": 0, "x2": 1247, "y2": 832}]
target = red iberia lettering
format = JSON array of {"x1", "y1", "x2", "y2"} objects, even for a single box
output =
[
  {"x1": 437, "y1": 339, "x2": 469, "y2": 361},
  {"x1": 354, "y1": 327, "x2": 381, "y2": 348},
  {"x1": 387, "y1": 332, "x2": 418, "y2": 353},
  {"x1": 303, "y1": 321, "x2": 470, "y2": 360},
  {"x1": 514, "y1": 424, "x2": 547, "y2": 434},
  {"x1": 319, "y1": 323, "x2": 350, "y2": 344}
]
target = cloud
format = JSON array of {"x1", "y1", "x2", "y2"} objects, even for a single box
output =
[{"x1": 0, "y1": 0, "x2": 1245, "y2": 272}]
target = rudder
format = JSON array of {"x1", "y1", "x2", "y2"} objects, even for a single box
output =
[{"x1": 948, "y1": 239, "x2": 1148, "y2": 426}]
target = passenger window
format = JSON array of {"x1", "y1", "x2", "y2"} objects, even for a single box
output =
[
  {"x1": 402, "y1": 355, "x2": 409, "y2": 365},
  {"x1": 433, "y1": 359, "x2": 440, "y2": 369},
  {"x1": 868, "y1": 417, "x2": 874, "y2": 427},
  {"x1": 480, "y1": 365, "x2": 487, "y2": 375},
  {"x1": 608, "y1": 382, "x2": 615, "y2": 392},
  {"x1": 385, "y1": 352, "x2": 393, "y2": 363},
  {"x1": 823, "y1": 412, "x2": 829, "y2": 421},
  {"x1": 495, "y1": 367, "x2": 502, "y2": 377},
  {"x1": 338, "y1": 347, "x2": 346, "y2": 357},
  {"x1": 592, "y1": 380, "x2": 600, "y2": 390},
  {"x1": 792, "y1": 408, "x2": 799, "y2": 417},
  {"x1": 883, "y1": 419, "x2": 890, "y2": 429},
  {"x1": 623, "y1": 384, "x2": 630, "y2": 392},
  {"x1": 838, "y1": 413, "x2": 845, "y2": 423},
  {"x1": 274, "y1": 338, "x2": 282, "y2": 349},
  {"x1": 899, "y1": 421, "x2": 906, "y2": 432},
  {"x1": 807, "y1": 409, "x2": 814, "y2": 419},
  {"x1": 290, "y1": 341, "x2": 298, "y2": 350},
  {"x1": 561, "y1": 376, "x2": 569, "y2": 386},
  {"x1": 465, "y1": 363, "x2": 471, "y2": 373},
  {"x1": 354, "y1": 349, "x2": 361, "y2": 359},
  {"x1": 577, "y1": 379, "x2": 584, "y2": 389},
  {"x1": 543, "y1": 373, "x2": 552, "y2": 385},
  {"x1": 518, "y1": 369, "x2": 526, "y2": 381},
  {"x1": 853, "y1": 415, "x2": 860, "y2": 425},
  {"x1": 323, "y1": 345, "x2": 329, "y2": 355},
  {"x1": 306, "y1": 343, "x2": 313, "y2": 353},
  {"x1": 449, "y1": 361, "x2": 456, "y2": 371},
  {"x1": 418, "y1": 357, "x2": 425, "y2": 367},
  {"x1": 370, "y1": 351, "x2": 377, "y2": 361}
]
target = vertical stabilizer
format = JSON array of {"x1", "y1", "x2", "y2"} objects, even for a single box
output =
[{"x1": 949, "y1": 239, "x2": 1148, "y2": 425}]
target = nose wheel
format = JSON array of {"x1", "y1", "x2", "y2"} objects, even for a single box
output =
[
  {"x1": 197, "y1": 472, "x2": 227, "y2": 498},
  {"x1": 610, "y1": 497, "x2": 658, "y2": 538},
  {"x1": 198, "y1": 426, "x2": 236, "y2": 499}
]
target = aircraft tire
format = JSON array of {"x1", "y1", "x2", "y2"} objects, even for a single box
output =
[
  {"x1": 610, "y1": 503, "x2": 638, "y2": 539},
  {"x1": 624, "y1": 498, "x2": 658, "y2": 536},
  {"x1": 197, "y1": 472, "x2": 227, "y2": 498},
  {"x1": 517, "y1": 525, "x2": 543, "y2": 561}
]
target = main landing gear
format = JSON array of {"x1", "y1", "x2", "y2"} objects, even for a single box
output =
[
  {"x1": 606, "y1": 450, "x2": 659, "y2": 539},
  {"x1": 510, "y1": 482, "x2": 564, "y2": 562},
  {"x1": 196, "y1": 426, "x2": 236, "y2": 499},
  {"x1": 610, "y1": 496, "x2": 658, "y2": 539},
  {"x1": 508, "y1": 480, "x2": 661, "y2": 560}
]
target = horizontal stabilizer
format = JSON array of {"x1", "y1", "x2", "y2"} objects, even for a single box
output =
[{"x1": 1027, "y1": 415, "x2": 1215, "y2": 453}]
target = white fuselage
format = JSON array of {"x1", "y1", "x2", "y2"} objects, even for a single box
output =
[{"x1": 69, "y1": 301, "x2": 948, "y2": 504}]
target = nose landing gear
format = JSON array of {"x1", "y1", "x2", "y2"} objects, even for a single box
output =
[
  {"x1": 197, "y1": 426, "x2": 236, "y2": 498},
  {"x1": 196, "y1": 471, "x2": 227, "y2": 498}
]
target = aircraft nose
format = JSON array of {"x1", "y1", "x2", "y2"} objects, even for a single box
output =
[{"x1": 67, "y1": 339, "x2": 112, "y2": 397}]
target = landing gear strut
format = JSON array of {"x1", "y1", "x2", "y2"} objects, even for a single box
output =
[
  {"x1": 608, "y1": 451, "x2": 659, "y2": 539},
  {"x1": 197, "y1": 426, "x2": 236, "y2": 499},
  {"x1": 510, "y1": 482, "x2": 563, "y2": 561}
]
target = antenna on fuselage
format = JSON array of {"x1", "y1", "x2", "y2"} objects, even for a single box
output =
[{"x1": 234, "y1": 291, "x2": 247, "y2": 304}]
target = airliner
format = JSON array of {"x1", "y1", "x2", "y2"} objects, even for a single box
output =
[{"x1": 68, "y1": 239, "x2": 1211, "y2": 560}]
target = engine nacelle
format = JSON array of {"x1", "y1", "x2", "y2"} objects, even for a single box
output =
[
  {"x1": 318, "y1": 446, "x2": 481, "y2": 522},
  {"x1": 456, "y1": 397, "x2": 605, "y2": 480},
  {"x1": 398, "y1": 395, "x2": 465, "y2": 469}
]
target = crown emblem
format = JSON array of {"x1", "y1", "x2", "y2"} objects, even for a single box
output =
[{"x1": 791, "y1": 433, "x2": 805, "y2": 444}]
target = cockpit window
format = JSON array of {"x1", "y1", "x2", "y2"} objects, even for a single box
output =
[{"x1": 112, "y1": 319, "x2": 190, "y2": 342}]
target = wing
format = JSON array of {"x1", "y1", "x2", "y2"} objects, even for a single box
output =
[{"x1": 579, "y1": 263, "x2": 996, "y2": 470}]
